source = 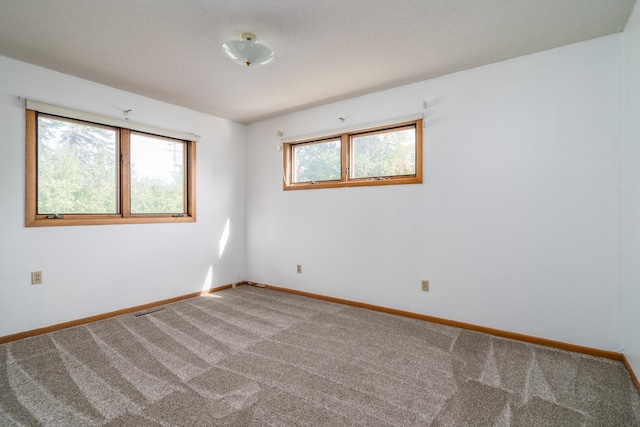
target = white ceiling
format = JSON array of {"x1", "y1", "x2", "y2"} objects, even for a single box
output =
[{"x1": 0, "y1": 0, "x2": 636, "y2": 124}]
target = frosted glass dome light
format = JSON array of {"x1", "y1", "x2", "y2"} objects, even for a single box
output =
[{"x1": 223, "y1": 33, "x2": 274, "y2": 67}]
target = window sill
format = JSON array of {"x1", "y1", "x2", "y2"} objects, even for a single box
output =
[
  {"x1": 26, "y1": 215, "x2": 196, "y2": 227},
  {"x1": 283, "y1": 176, "x2": 422, "y2": 191}
]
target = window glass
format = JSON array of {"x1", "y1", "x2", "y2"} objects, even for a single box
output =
[
  {"x1": 130, "y1": 133, "x2": 185, "y2": 214},
  {"x1": 37, "y1": 115, "x2": 117, "y2": 214},
  {"x1": 293, "y1": 139, "x2": 341, "y2": 183},
  {"x1": 351, "y1": 127, "x2": 416, "y2": 179}
]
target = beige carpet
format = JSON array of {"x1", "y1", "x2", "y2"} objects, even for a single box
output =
[{"x1": 0, "y1": 286, "x2": 638, "y2": 426}]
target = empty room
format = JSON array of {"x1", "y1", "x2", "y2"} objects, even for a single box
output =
[{"x1": 0, "y1": 0, "x2": 639, "y2": 425}]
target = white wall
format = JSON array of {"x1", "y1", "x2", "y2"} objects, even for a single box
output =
[
  {"x1": 1, "y1": 29, "x2": 632, "y2": 357},
  {"x1": 623, "y1": 1, "x2": 640, "y2": 377},
  {"x1": 0, "y1": 55, "x2": 246, "y2": 337},
  {"x1": 246, "y1": 35, "x2": 624, "y2": 351}
]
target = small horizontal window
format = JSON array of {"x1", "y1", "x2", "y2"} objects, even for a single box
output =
[
  {"x1": 283, "y1": 119, "x2": 422, "y2": 190},
  {"x1": 26, "y1": 110, "x2": 196, "y2": 226}
]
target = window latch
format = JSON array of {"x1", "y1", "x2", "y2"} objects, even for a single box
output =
[
  {"x1": 376, "y1": 176, "x2": 387, "y2": 180},
  {"x1": 172, "y1": 213, "x2": 184, "y2": 217},
  {"x1": 309, "y1": 180, "x2": 318, "y2": 184},
  {"x1": 46, "y1": 214, "x2": 65, "y2": 219}
]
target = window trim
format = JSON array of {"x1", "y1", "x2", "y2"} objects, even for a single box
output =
[
  {"x1": 283, "y1": 118, "x2": 422, "y2": 191},
  {"x1": 26, "y1": 109, "x2": 196, "y2": 227}
]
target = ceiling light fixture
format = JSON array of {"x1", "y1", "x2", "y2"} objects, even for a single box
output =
[{"x1": 223, "y1": 33, "x2": 274, "y2": 67}]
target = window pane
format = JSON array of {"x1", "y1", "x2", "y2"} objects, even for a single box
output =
[
  {"x1": 293, "y1": 139, "x2": 341, "y2": 183},
  {"x1": 130, "y1": 133, "x2": 185, "y2": 214},
  {"x1": 37, "y1": 116, "x2": 117, "y2": 214},
  {"x1": 351, "y1": 128, "x2": 416, "y2": 178}
]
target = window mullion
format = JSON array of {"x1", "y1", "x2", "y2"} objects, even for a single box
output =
[
  {"x1": 120, "y1": 129, "x2": 131, "y2": 218},
  {"x1": 342, "y1": 134, "x2": 349, "y2": 183}
]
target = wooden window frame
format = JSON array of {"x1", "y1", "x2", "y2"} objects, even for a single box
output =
[
  {"x1": 26, "y1": 109, "x2": 196, "y2": 227},
  {"x1": 283, "y1": 119, "x2": 422, "y2": 190}
]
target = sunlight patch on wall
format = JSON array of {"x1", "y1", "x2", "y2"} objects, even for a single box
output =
[
  {"x1": 201, "y1": 265, "x2": 213, "y2": 292},
  {"x1": 219, "y1": 218, "x2": 230, "y2": 259}
]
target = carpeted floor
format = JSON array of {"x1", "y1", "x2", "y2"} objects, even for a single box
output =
[{"x1": 0, "y1": 285, "x2": 638, "y2": 426}]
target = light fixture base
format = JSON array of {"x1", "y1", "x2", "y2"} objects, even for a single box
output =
[{"x1": 239, "y1": 33, "x2": 257, "y2": 42}]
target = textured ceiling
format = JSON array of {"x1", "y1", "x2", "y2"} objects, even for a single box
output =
[{"x1": 0, "y1": 0, "x2": 636, "y2": 124}]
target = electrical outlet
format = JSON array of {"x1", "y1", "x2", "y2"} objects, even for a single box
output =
[
  {"x1": 31, "y1": 271, "x2": 43, "y2": 285},
  {"x1": 421, "y1": 280, "x2": 429, "y2": 292},
  {"x1": 297, "y1": 264, "x2": 302, "y2": 274}
]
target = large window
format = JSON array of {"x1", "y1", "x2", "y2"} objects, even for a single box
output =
[
  {"x1": 26, "y1": 108, "x2": 196, "y2": 226},
  {"x1": 283, "y1": 118, "x2": 422, "y2": 190}
]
